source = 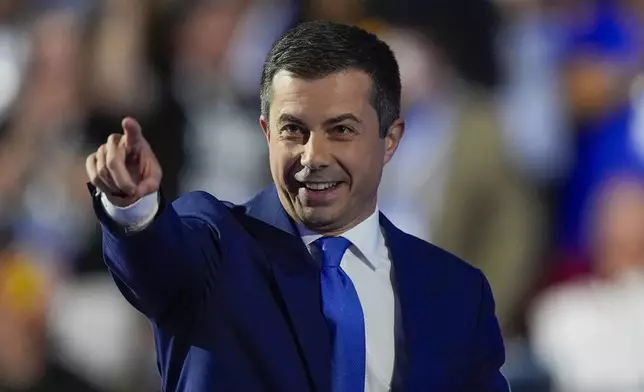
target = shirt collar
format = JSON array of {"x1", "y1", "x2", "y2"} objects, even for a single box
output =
[{"x1": 296, "y1": 208, "x2": 382, "y2": 270}]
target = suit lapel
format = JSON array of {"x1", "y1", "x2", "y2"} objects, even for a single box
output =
[
  {"x1": 243, "y1": 190, "x2": 453, "y2": 391},
  {"x1": 244, "y1": 186, "x2": 331, "y2": 392},
  {"x1": 380, "y1": 214, "x2": 452, "y2": 391}
]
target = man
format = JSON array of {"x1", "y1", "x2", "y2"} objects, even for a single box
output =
[{"x1": 85, "y1": 21, "x2": 508, "y2": 392}]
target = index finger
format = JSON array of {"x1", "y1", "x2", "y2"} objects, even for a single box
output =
[{"x1": 121, "y1": 117, "x2": 144, "y2": 148}]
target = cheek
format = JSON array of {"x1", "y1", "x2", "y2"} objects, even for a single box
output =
[
  {"x1": 267, "y1": 145, "x2": 283, "y2": 178},
  {"x1": 340, "y1": 152, "x2": 382, "y2": 188},
  {"x1": 341, "y1": 149, "x2": 382, "y2": 189},
  {"x1": 269, "y1": 144, "x2": 298, "y2": 180}
]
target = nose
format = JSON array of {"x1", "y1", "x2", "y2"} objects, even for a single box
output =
[{"x1": 300, "y1": 132, "x2": 331, "y2": 170}]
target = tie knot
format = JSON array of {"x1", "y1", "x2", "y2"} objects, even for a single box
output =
[{"x1": 315, "y1": 236, "x2": 351, "y2": 268}]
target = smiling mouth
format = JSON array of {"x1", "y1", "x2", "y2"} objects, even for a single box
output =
[
  {"x1": 300, "y1": 182, "x2": 341, "y2": 191},
  {"x1": 295, "y1": 181, "x2": 345, "y2": 206}
]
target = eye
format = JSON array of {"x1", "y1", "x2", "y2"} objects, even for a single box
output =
[
  {"x1": 281, "y1": 124, "x2": 304, "y2": 134},
  {"x1": 333, "y1": 125, "x2": 355, "y2": 135}
]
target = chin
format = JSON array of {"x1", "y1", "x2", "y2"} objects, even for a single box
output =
[{"x1": 298, "y1": 206, "x2": 342, "y2": 230}]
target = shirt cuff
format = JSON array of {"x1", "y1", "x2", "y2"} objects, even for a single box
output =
[{"x1": 100, "y1": 191, "x2": 159, "y2": 231}]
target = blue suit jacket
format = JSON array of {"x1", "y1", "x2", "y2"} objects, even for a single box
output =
[{"x1": 94, "y1": 185, "x2": 509, "y2": 392}]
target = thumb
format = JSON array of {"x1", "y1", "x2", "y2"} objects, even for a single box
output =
[
  {"x1": 121, "y1": 117, "x2": 145, "y2": 148},
  {"x1": 134, "y1": 177, "x2": 160, "y2": 199}
]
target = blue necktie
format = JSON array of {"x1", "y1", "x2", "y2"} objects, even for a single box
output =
[{"x1": 316, "y1": 236, "x2": 366, "y2": 392}]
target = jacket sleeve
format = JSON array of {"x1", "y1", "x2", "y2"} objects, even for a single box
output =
[{"x1": 91, "y1": 186, "x2": 222, "y2": 322}]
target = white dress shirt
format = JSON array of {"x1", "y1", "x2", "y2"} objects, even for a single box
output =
[{"x1": 101, "y1": 192, "x2": 398, "y2": 392}]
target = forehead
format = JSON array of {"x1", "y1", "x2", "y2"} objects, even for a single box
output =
[{"x1": 269, "y1": 69, "x2": 375, "y2": 121}]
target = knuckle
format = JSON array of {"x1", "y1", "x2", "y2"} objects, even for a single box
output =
[
  {"x1": 106, "y1": 157, "x2": 119, "y2": 170},
  {"x1": 98, "y1": 167, "x2": 108, "y2": 178},
  {"x1": 97, "y1": 162, "x2": 108, "y2": 177}
]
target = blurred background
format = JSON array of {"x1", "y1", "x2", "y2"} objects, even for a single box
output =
[{"x1": 1, "y1": 0, "x2": 644, "y2": 391}]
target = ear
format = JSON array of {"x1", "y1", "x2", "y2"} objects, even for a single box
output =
[
  {"x1": 260, "y1": 115, "x2": 270, "y2": 143},
  {"x1": 383, "y1": 119, "x2": 405, "y2": 165}
]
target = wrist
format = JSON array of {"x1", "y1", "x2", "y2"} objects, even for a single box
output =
[
  {"x1": 104, "y1": 192, "x2": 140, "y2": 208},
  {"x1": 100, "y1": 191, "x2": 160, "y2": 230}
]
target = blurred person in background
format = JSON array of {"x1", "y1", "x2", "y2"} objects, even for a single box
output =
[
  {"x1": 497, "y1": 0, "x2": 573, "y2": 187},
  {"x1": 530, "y1": 174, "x2": 644, "y2": 392},
  {"x1": 556, "y1": 0, "x2": 644, "y2": 275},
  {"x1": 6, "y1": 5, "x2": 95, "y2": 276},
  {"x1": 492, "y1": 0, "x2": 578, "y2": 327},
  {"x1": 0, "y1": 251, "x2": 104, "y2": 392},
  {"x1": 375, "y1": 25, "x2": 456, "y2": 243},
  {"x1": 428, "y1": 0, "x2": 545, "y2": 338}
]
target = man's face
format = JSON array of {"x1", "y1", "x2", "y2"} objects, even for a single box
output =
[{"x1": 261, "y1": 69, "x2": 404, "y2": 234}]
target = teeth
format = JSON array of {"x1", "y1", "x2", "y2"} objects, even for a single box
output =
[{"x1": 304, "y1": 182, "x2": 338, "y2": 190}]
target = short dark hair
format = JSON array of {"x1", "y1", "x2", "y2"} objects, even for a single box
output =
[{"x1": 260, "y1": 21, "x2": 401, "y2": 137}]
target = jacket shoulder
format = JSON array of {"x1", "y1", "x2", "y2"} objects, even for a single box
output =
[
  {"x1": 171, "y1": 191, "x2": 239, "y2": 221},
  {"x1": 399, "y1": 231, "x2": 485, "y2": 286}
]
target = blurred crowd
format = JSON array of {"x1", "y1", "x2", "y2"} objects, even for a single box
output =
[{"x1": 1, "y1": 0, "x2": 644, "y2": 391}]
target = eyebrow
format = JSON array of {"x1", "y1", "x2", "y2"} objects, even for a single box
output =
[
  {"x1": 277, "y1": 114, "x2": 307, "y2": 126},
  {"x1": 277, "y1": 113, "x2": 362, "y2": 126},
  {"x1": 323, "y1": 113, "x2": 361, "y2": 126}
]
